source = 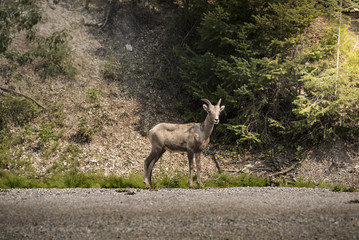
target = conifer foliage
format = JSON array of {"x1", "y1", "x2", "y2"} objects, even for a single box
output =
[{"x1": 173, "y1": 0, "x2": 359, "y2": 148}]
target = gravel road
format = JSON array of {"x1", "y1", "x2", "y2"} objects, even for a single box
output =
[{"x1": 1, "y1": 187, "x2": 358, "y2": 239}]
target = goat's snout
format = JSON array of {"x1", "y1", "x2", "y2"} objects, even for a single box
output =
[{"x1": 214, "y1": 118, "x2": 219, "y2": 124}]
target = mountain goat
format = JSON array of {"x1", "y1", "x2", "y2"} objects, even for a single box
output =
[{"x1": 144, "y1": 99, "x2": 225, "y2": 188}]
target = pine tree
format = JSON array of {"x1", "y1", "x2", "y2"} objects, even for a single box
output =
[{"x1": 175, "y1": 0, "x2": 320, "y2": 147}]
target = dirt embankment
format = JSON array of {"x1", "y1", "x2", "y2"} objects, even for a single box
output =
[{"x1": 1, "y1": 0, "x2": 217, "y2": 177}]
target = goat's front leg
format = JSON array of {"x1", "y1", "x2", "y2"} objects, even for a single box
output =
[
  {"x1": 187, "y1": 151, "x2": 195, "y2": 188},
  {"x1": 195, "y1": 152, "x2": 204, "y2": 188}
]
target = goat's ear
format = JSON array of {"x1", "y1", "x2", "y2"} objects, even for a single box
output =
[
  {"x1": 220, "y1": 105, "x2": 225, "y2": 112},
  {"x1": 203, "y1": 104, "x2": 209, "y2": 112}
]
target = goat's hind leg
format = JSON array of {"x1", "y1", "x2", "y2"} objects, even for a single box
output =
[
  {"x1": 144, "y1": 151, "x2": 157, "y2": 188},
  {"x1": 148, "y1": 149, "x2": 166, "y2": 187},
  {"x1": 144, "y1": 149, "x2": 165, "y2": 189}
]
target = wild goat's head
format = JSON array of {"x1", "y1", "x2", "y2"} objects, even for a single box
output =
[{"x1": 202, "y1": 99, "x2": 225, "y2": 124}]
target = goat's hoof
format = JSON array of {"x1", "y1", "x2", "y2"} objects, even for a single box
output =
[{"x1": 144, "y1": 180, "x2": 152, "y2": 189}]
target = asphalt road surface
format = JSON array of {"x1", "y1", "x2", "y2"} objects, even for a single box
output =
[{"x1": 1, "y1": 187, "x2": 359, "y2": 239}]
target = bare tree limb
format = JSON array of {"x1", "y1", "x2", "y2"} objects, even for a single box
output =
[
  {"x1": 0, "y1": 87, "x2": 46, "y2": 111},
  {"x1": 181, "y1": 22, "x2": 198, "y2": 46},
  {"x1": 211, "y1": 154, "x2": 222, "y2": 173},
  {"x1": 266, "y1": 161, "x2": 300, "y2": 178},
  {"x1": 98, "y1": 0, "x2": 113, "y2": 31},
  {"x1": 223, "y1": 170, "x2": 242, "y2": 173}
]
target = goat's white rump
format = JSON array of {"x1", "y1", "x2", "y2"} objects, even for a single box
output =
[{"x1": 144, "y1": 99, "x2": 225, "y2": 189}]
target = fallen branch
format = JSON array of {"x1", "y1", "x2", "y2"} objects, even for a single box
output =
[
  {"x1": 266, "y1": 161, "x2": 299, "y2": 178},
  {"x1": 223, "y1": 170, "x2": 242, "y2": 173},
  {"x1": 0, "y1": 87, "x2": 46, "y2": 111}
]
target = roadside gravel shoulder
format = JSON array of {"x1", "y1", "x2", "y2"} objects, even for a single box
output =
[{"x1": 1, "y1": 187, "x2": 358, "y2": 239}]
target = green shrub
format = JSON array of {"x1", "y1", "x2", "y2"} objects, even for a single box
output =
[
  {"x1": 47, "y1": 144, "x2": 82, "y2": 174},
  {"x1": 0, "y1": 170, "x2": 347, "y2": 190},
  {"x1": 120, "y1": 172, "x2": 146, "y2": 188},
  {"x1": 38, "y1": 124, "x2": 57, "y2": 145},
  {"x1": 0, "y1": 0, "x2": 76, "y2": 80},
  {"x1": 74, "y1": 117, "x2": 95, "y2": 143},
  {"x1": 153, "y1": 171, "x2": 190, "y2": 189},
  {"x1": 0, "y1": 170, "x2": 146, "y2": 189},
  {"x1": 332, "y1": 184, "x2": 357, "y2": 192},
  {"x1": 0, "y1": 127, "x2": 37, "y2": 172},
  {"x1": 0, "y1": 95, "x2": 40, "y2": 130},
  {"x1": 152, "y1": 171, "x2": 269, "y2": 189},
  {"x1": 0, "y1": 170, "x2": 44, "y2": 189},
  {"x1": 34, "y1": 30, "x2": 76, "y2": 78},
  {"x1": 102, "y1": 55, "x2": 123, "y2": 81},
  {"x1": 291, "y1": 176, "x2": 317, "y2": 188},
  {"x1": 0, "y1": 95, "x2": 40, "y2": 170},
  {"x1": 275, "y1": 176, "x2": 335, "y2": 189},
  {"x1": 317, "y1": 179, "x2": 333, "y2": 189},
  {"x1": 0, "y1": 129, "x2": 12, "y2": 169},
  {"x1": 86, "y1": 88, "x2": 100, "y2": 102},
  {"x1": 0, "y1": 0, "x2": 41, "y2": 54}
]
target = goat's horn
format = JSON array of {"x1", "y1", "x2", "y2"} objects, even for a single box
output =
[
  {"x1": 217, "y1": 99, "x2": 222, "y2": 106},
  {"x1": 201, "y1": 98, "x2": 212, "y2": 106}
]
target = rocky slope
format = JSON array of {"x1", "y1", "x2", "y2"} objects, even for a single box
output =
[{"x1": 1, "y1": 0, "x2": 217, "y2": 178}]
